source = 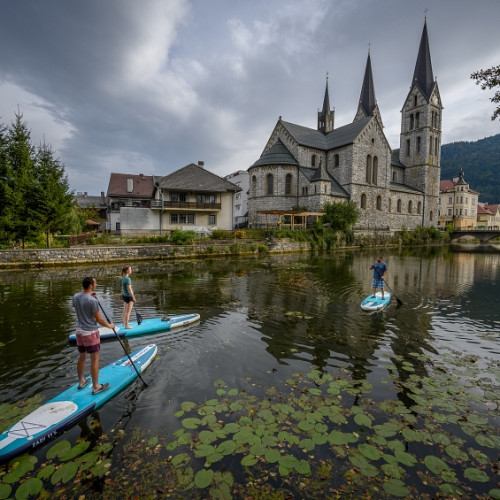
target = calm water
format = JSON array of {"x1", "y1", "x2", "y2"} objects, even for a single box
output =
[{"x1": 0, "y1": 245, "x2": 499, "y2": 495}]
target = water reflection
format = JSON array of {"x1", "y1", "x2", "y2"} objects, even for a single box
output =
[{"x1": 1, "y1": 247, "x2": 499, "y2": 438}]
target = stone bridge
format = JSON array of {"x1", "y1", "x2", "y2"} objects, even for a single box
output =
[{"x1": 449, "y1": 229, "x2": 500, "y2": 243}]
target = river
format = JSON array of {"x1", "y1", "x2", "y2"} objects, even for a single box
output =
[{"x1": 0, "y1": 245, "x2": 499, "y2": 498}]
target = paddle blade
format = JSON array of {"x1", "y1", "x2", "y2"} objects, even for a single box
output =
[{"x1": 135, "y1": 310, "x2": 143, "y2": 325}]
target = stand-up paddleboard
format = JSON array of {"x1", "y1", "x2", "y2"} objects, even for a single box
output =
[
  {"x1": 361, "y1": 292, "x2": 391, "y2": 312},
  {"x1": 68, "y1": 314, "x2": 200, "y2": 343},
  {"x1": 0, "y1": 344, "x2": 157, "y2": 463}
]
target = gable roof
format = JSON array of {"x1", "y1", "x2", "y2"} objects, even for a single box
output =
[
  {"x1": 300, "y1": 166, "x2": 349, "y2": 197},
  {"x1": 252, "y1": 139, "x2": 299, "y2": 167},
  {"x1": 107, "y1": 173, "x2": 154, "y2": 197},
  {"x1": 279, "y1": 116, "x2": 371, "y2": 151},
  {"x1": 158, "y1": 163, "x2": 241, "y2": 193}
]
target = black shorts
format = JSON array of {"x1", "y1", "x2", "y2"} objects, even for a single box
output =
[{"x1": 123, "y1": 295, "x2": 134, "y2": 303}]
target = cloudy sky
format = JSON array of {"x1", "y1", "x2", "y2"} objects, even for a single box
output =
[{"x1": 1, "y1": 0, "x2": 499, "y2": 194}]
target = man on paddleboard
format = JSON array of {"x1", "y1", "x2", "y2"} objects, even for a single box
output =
[
  {"x1": 370, "y1": 256, "x2": 388, "y2": 299},
  {"x1": 73, "y1": 277, "x2": 115, "y2": 395}
]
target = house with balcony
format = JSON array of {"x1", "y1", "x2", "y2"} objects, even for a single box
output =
[
  {"x1": 438, "y1": 168, "x2": 479, "y2": 229},
  {"x1": 154, "y1": 162, "x2": 241, "y2": 235},
  {"x1": 75, "y1": 191, "x2": 108, "y2": 231},
  {"x1": 224, "y1": 170, "x2": 249, "y2": 228}
]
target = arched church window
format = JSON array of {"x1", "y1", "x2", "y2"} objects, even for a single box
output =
[
  {"x1": 430, "y1": 210, "x2": 433, "y2": 222},
  {"x1": 266, "y1": 174, "x2": 274, "y2": 195},
  {"x1": 392, "y1": 171, "x2": 396, "y2": 182},
  {"x1": 397, "y1": 199, "x2": 402, "y2": 213},
  {"x1": 413, "y1": 95, "x2": 417, "y2": 107},
  {"x1": 408, "y1": 200, "x2": 413, "y2": 213},
  {"x1": 410, "y1": 114, "x2": 414, "y2": 130},
  {"x1": 311, "y1": 154, "x2": 317, "y2": 167},
  {"x1": 372, "y1": 157, "x2": 378, "y2": 185},
  {"x1": 406, "y1": 139, "x2": 410, "y2": 157},
  {"x1": 251, "y1": 175, "x2": 257, "y2": 196},
  {"x1": 388, "y1": 199, "x2": 392, "y2": 212},
  {"x1": 417, "y1": 201, "x2": 422, "y2": 214},
  {"x1": 376, "y1": 196, "x2": 382, "y2": 211},
  {"x1": 334, "y1": 154, "x2": 339, "y2": 167},
  {"x1": 417, "y1": 136, "x2": 421, "y2": 154},
  {"x1": 415, "y1": 112, "x2": 420, "y2": 128},
  {"x1": 285, "y1": 174, "x2": 292, "y2": 195},
  {"x1": 366, "y1": 155, "x2": 372, "y2": 184},
  {"x1": 361, "y1": 193, "x2": 367, "y2": 209}
]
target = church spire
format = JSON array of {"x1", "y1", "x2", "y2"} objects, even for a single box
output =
[
  {"x1": 358, "y1": 52, "x2": 376, "y2": 117},
  {"x1": 317, "y1": 74, "x2": 334, "y2": 134},
  {"x1": 412, "y1": 20, "x2": 435, "y2": 100}
]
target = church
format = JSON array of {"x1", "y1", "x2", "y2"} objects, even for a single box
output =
[{"x1": 248, "y1": 21, "x2": 442, "y2": 231}]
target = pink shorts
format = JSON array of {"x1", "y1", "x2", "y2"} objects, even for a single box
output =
[{"x1": 76, "y1": 329, "x2": 101, "y2": 354}]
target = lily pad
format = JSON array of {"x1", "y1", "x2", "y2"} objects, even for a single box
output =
[
  {"x1": 194, "y1": 469, "x2": 214, "y2": 489},
  {"x1": 464, "y1": 467, "x2": 489, "y2": 482},
  {"x1": 14, "y1": 477, "x2": 43, "y2": 499},
  {"x1": 383, "y1": 479, "x2": 411, "y2": 497},
  {"x1": 424, "y1": 455, "x2": 450, "y2": 475}
]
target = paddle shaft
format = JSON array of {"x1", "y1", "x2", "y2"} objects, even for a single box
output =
[
  {"x1": 96, "y1": 298, "x2": 148, "y2": 387},
  {"x1": 373, "y1": 266, "x2": 403, "y2": 306}
]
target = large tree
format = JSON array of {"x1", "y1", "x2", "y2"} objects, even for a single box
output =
[
  {"x1": 471, "y1": 64, "x2": 500, "y2": 121},
  {"x1": 320, "y1": 200, "x2": 360, "y2": 232}
]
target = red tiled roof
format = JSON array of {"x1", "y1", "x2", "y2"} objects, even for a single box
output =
[
  {"x1": 107, "y1": 173, "x2": 154, "y2": 197},
  {"x1": 440, "y1": 179, "x2": 454, "y2": 192}
]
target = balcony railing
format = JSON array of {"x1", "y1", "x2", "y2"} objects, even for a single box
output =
[{"x1": 150, "y1": 200, "x2": 221, "y2": 210}]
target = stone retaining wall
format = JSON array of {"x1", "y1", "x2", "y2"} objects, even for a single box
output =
[{"x1": 0, "y1": 239, "x2": 311, "y2": 269}]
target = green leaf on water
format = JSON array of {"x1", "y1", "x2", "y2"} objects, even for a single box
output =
[
  {"x1": 199, "y1": 430, "x2": 217, "y2": 444},
  {"x1": 217, "y1": 440, "x2": 236, "y2": 455},
  {"x1": 194, "y1": 469, "x2": 214, "y2": 489},
  {"x1": 181, "y1": 401, "x2": 197, "y2": 412},
  {"x1": 195, "y1": 444, "x2": 216, "y2": 458},
  {"x1": 295, "y1": 459, "x2": 311, "y2": 475},
  {"x1": 174, "y1": 410, "x2": 184, "y2": 418},
  {"x1": 424, "y1": 455, "x2": 450, "y2": 475},
  {"x1": 46, "y1": 440, "x2": 72, "y2": 460},
  {"x1": 175, "y1": 467, "x2": 194, "y2": 491},
  {"x1": 439, "y1": 483, "x2": 464, "y2": 496},
  {"x1": 298, "y1": 419, "x2": 315, "y2": 431},
  {"x1": 213, "y1": 379, "x2": 227, "y2": 388},
  {"x1": 489, "y1": 489, "x2": 500, "y2": 499},
  {"x1": 241, "y1": 454, "x2": 258, "y2": 466},
  {"x1": 445, "y1": 445, "x2": 468, "y2": 461},
  {"x1": 171, "y1": 453, "x2": 191, "y2": 467},
  {"x1": 60, "y1": 440, "x2": 91, "y2": 461},
  {"x1": 383, "y1": 479, "x2": 411, "y2": 497},
  {"x1": 14, "y1": 477, "x2": 43, "y2": 499},
  {"x1": 51, "y1": 461, "x2": 79, "y2": 485},
  {"x1": 354, "y1": 413, "x2": 372, "y2": 427},
  {"x1": 475, "y1": 434, "x2": 495, "y2": 448},
  {"x1": 394, "y1": 450, "x2": 418, "y2": 467},
  {"x1": 464, "y1": 467, "x2": 489, "y2": 482},
  {"x1": 265, "y1": 448, "x2": 280, "y2": 463},
  {"x1": 182, "y1": 417, "x2": 202, "y2": 429},
  {"x1": 0, "y1": 483, "x2": 11, "y2": 499}
]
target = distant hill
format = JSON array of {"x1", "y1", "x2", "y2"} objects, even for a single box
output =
[{"x1": 440, "y1": 134, "x2": 500, "y2": 203}]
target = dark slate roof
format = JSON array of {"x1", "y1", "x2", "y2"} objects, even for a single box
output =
[
  {"x1": 280, "y1": 116, "x2": 371, "y2": 151},
  {"x1": 391, "y1": 149, "x2": 406, "y2": 168},
  {"x1": 358, "y1": 53, "x2": 376, "y2": 117},
  {"x1": 300, "y1": 167, "x2": 349, "y2": 197},
  {"x1": 158, "y1": 163, "x2": 241, "y2": 192},
  {"x1": 390, "y1": 182, "x2": 423, "y2": 194},
  {"x1": 75, "y1": 193, "x2": 107, "y2": 208},
  {"x1": 412, "y1": 21, "x2": 435, "y2": 100},
  {"x1": 107, "y1": 173, "x2": 154, "y2": 197},
  {"x1": 252, "y1": 139, "x2": 298, "y2": 167},
  {"x1": 311, "y1": 161, "x2": 330, "y2": 182}
]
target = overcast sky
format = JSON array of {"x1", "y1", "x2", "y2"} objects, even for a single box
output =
[{"x1": 1, "y1": 0, "x2": 499, "y2": 194}]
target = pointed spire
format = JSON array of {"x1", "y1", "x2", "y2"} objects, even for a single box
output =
[
  {"x1": 358, "y1": 52, "x2": 376, "y2": 117},
  {"x1": 317, "y1": 73, "x2": 334, "y2": 134},
  {"x1": 412, "y1": 20, "x2": 434, "y2": 100},
  {"x1": 322, "y1": 73, "x2": 331, "y2": 115}
]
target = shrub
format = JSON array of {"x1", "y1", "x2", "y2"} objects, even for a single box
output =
[
  {"x1": 170, "y1": 230, "x2": 196, "y2": 245},
  {"x1": 234, "y1": 230, "x2": 246, "y2": 239},
  {"x1": 210, "y1": 229, "x2": 229, "y2": 240}
]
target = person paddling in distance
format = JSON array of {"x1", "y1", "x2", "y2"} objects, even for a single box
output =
[
  {"x1": 370, "y1": 256, "x2": 388, "y2": 299},
  {"x1": 73, "y1": 277, "x2": 114, "y2": 395},
  {"x1": 121, "y1": 265, "x2": 136, "y2": 329}
]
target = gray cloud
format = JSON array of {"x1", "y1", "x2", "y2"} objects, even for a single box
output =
[{"x1": 1, "y1": 0, "x2": 499, "y2": 194}]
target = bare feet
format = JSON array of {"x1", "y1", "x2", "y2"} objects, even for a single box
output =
[{"x1": 125, "y1": 326, "x2": 133, "y2": 329}]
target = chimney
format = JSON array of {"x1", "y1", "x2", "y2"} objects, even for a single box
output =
[
  {"x1": 101, "y1": 191, "x2": 105, "y2": 204},
  {"x1": 127, "y1": 178, "x2": 133, "y2": 193},
  {"x1": 198, "y1": 161, "x2": 204, "y2": 168}
]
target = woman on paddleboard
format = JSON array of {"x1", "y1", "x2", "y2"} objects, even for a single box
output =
[
  {"x1": 370, "y1": 256, "x2": 388, "y2": 299},
  {"x1": 121, "y1": 265, "x2": 136, "y2": 329}
]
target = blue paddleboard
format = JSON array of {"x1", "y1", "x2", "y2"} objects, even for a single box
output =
[
  {"x1": 0, "y1": 344, "x2": 157, "y2": 463},
  {"x1": 361, "y1": 291, "x2": 391, "y2": 312},
  {"x1": 68, "y1": 314, "x2": 200, "y2": 343}
]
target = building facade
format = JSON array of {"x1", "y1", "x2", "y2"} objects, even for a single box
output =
[
  {"x1": 248, "y1": 21, "x2": 442, "y2": 231},
  {"x1": 224, "y1": 170, "x2": 250, "y2": 228}
]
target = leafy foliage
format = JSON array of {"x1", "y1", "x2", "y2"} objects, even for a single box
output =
[
  {"x1": 320, "y1": 200, "x2": 360, "y2": 232},
  {"x1": 471, "y1": 64, "x2": 500, "y2": 121}
]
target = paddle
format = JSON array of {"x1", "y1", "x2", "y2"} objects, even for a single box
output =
[
  {"x1": 134, "y1": 305, "x2": 143, "y2": 325},
  {"x1": 95, "y1": 297, "x2": 148, "y2": 387},
  {"x1": 373, "y1": 267, "x2": 403, "y2": 306}
]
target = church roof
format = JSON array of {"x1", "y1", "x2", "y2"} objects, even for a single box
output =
[
  {"x1": 300, "y1": 166, "x2": 349, "y2": 197},
  {"x1": 391, "y1": 149, "x2": 406, "y2": 168},
  {"x1": 412, "y1": 20, "x2": 436, "y2": 100},
  {"x1": 279, "y1": 116, "x2": 371, "y2": 151},
  {"x1": 358, "y1": 53, "x2": 377, "y2": 117},
  {"x1": 252, "y1": 139, "x2": 299, "y2": 167},
  {"x1": 158, "y1": 163, "x2": 241, "y2": 192}
]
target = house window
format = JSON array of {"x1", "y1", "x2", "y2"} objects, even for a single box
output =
[
  {"x1": 397, "y1": 199, "x2": 402, "y2": 213},
  {"x1": 179, "y1": 214, "x2": 187, "y2": 223},
  {"x1": 235, "y1": 204, "x2": 241, "y2": 211},
  {"x1": 267, "y1": 174, "x2": 274, "y2": 195},
  {"x1": 285, "y1": 174, "x2": 292, "y2": 195},
  {"x1": 171, "y1": 192, "x2": 187, "y2": 202},
  {"x1": 198, "y1": 194, "x2": 216, "y2": 204},
  {"x1": 465, "y1": 209, "x2": 468, "y2": 216},
  {"x1": 448, "y1": 197, "x2": 452, "y2": 204},
  {"x1": 209, "y1": 214, "x2": 216, "y2": 225},
  {"x1": 472, "y1": 209, "x2": 475, "y2": 216},
  {"x1": 111, "y1": 202, "x2": 119, "y2": 210},
  {"x1": 448, "y1": 208, "x2": 452, "y2": 216},
  {"x1": 187, "y1": 214, "x2": 195, "y2": 224},
  {"x1": 366, "y1": 155, "x2": 372, "y2": 184},
  {"x1": 361, "y1": 193, "x2": 367, "y2": 209},
  {"x1": 235, "y1": 193, "x2": 241, "y2": 200},
  {"x1": 334, "y1": 154, "x2": 339, "y2": 167},
  {"x1": 116, "y1": 222, "x2": 120, "y2": 231},
  {"x1": 376, "y1": 196, "x2": 382, "y2": 211},
  {"x1": 302, "y1": 187, "x2": 308, "y2": 195},
  {"x1": 408, "y1": 200, "x2": 413, "y2": 213},
  {"x1": 311, "y1": 154, "x2": 317, "y2": 167},
  {"x1": 372, "y1": 157, "x2": 378, "y2": 185},
  {"x1": 170, "y1": 214, "x2": 178, "y2": 223}
]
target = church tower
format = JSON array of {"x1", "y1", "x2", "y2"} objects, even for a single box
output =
[
  {"x1": 317, "y1": 75, "x2": 334, "y2": 134},
  {"x1": 400, "y1": 20, "x2": 443, "y2": 226},
  {"x1": 354, "y1": 51, "x2": 383, "y2": 128}
]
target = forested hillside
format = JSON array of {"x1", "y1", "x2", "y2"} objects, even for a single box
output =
[{"x1": 440, "y1": 134, "x2": 500, "y2": 203}]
